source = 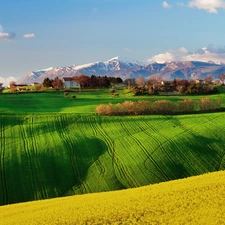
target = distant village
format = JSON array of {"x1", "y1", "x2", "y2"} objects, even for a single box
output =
[{"x1": 0, "y1": 73, "x2": 225, "y2": 95}]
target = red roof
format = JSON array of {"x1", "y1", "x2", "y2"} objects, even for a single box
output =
[{"x1": 63, "y1": 77, "x2": 73, "y2": 81}]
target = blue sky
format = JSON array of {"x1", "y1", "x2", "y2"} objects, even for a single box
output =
[{"x1": 1, "y1": 0, "x2": 225, "y2": 84}]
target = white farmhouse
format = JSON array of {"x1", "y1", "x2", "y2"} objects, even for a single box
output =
[
  {"x1": 62, "y1": 77, "x2": 80, "y2": 88},
  {"x1": 30, "y1": 82, "x2": 40, "y2": 86}
]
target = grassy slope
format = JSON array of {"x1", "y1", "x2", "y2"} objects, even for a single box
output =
[
  {"x1": 0, "y1": 90, "x2": 225, "y2": 113},
  {"x1": 1, "y1": 90, "x2": 225, "y2": 205},
  {"x1": 1, "y1": 112, "x2": 225, "y2": 205},
  {"x1": 1, "y1": 170, "x2": 225, "y2": 225}
]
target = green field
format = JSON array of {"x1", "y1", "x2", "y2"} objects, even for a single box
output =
[
  {"x1": 1, "y1": 90, "x2": 225, "y2": 205},
  {"x1": 1, "y1": 110, "x2": 225, "y2": 204},
  {"x1": 1, "y1": 90, "x2": 225, "y2": 113}
]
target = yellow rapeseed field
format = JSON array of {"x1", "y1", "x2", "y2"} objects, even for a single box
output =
[{"x1": 1, "y1": 171, "x2": 225, "y2": 225}]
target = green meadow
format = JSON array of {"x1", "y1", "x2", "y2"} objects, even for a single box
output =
[
  {"x1": 0, "y1": 89, "x2": 225, "y2": 113},
  {"x1": 1, "y1": 90, "x2": 225, "y2": 205}
]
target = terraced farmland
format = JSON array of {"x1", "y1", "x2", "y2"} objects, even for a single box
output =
[{"x1": 1, "y1": 112, "x2": 225, "y2": 205}]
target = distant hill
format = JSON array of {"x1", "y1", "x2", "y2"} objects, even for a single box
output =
[
  {"x1": 1, "y1": 171, "x2": 225, "y2": 224},
  {"x1": 17, "y1": 56, "x2": 225, "y2": 84}
]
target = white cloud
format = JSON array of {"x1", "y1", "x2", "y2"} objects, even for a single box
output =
[
  {"x1": 149, "y1": 52, "x2": 175, "y2": 63},
  {"x1": 188, "y1": 0, "x2": 225, "y2": 13},
  {"x1": 124, "y1": 48, "x2": 132, "y2": 52},
  {"x1": 23, "y1": 33, "x2": 35, "y2": 38},
  {"x1": 148, "y1": 47, "x2": 189, "y2": 63},
  {"x1": 0, "y1": 32, "x2": 16, "y2": 41},
  {"x1": 148, "y1": 45, "x2": 225, "y2": 64},
  {"x1": 0, "y1": 76, "x2": 17, "y2": 86},
  {"x1": 0, "y1": 25, "x2": 16, "y2": 41},
  {"x1": 162, "y1": 1, "x2": 172, "y2": 8}
]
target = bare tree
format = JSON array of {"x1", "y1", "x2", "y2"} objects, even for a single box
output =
[
  {"x1": 214, "y1": 79, "x2": 221, "y2": 85},
  {"x1": 204, "y1": 75, "x2": 213, "y2": 85},
  {"x1": 135, "y1": 76, "x2": 145, "y2": 88},
  {"x1": 52, "y1": 77, "x2": 63, "y2": 89},
  {"x1": 176, "y1": 85, "x2": 184, "y2": 94},
  {"x1": 148, "y1": 75, "x2": 162, "y2": 89},
  {"x1": 9, "y1": 81, "x2": 16, "y2": 92},
  {"x1": 218, "y1": 73, "x2": 225, "y2": 85}
]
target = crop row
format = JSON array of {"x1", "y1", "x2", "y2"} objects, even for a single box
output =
[{"x1": 0, "y1": 113, "x2": 225, "y2": 205}]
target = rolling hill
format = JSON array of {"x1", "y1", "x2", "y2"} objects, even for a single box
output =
[
  {"x1": 1, "y1": 108, "x2": 225, "y2": 205},
  {"x1": 1, "y1": 170, "x2": 225, "y2": 224}
]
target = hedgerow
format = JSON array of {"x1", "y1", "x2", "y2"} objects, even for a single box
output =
[{"x1": 95, "y1": 98, "x2": 222, "y2": 115}]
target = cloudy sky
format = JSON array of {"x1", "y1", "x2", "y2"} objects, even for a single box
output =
[{"x1": 1, "y1": 0, "x2": 225, "y2": 84}]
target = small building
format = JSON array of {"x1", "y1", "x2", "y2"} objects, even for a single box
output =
[
  {"x1": 30, "y1": 82, "x2": 40, "y2": 86},
  {"x1": 62, "y1": 77, "x2": 80, "y2": 88},
  {"x1": 195, "y1": 79, "x2": 204, "y2": 84}
]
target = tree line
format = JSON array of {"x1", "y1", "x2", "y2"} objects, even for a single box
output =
[
  {"x1": 126, "y1": 74, "x2": 224, "y2": 95},
  {"x1": 95, "y1": 98, "x2": 222, "y2": 115},
  {"x1": 42, "y1": 75, "x2": 123, "y2": 89}
]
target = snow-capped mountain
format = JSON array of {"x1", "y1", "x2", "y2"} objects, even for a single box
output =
[
  {"x1": 17, "y1": 56, "x2": 225, "y2": 84},
  {"x1": 17, "y1": 57, "x2": 148, "y2": 84}
]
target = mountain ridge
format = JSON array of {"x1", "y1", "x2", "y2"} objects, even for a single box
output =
[{"x1": 17, "y1": 57, "x2": 225, "y2": 84}]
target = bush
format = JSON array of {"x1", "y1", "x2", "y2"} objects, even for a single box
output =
[
  {"x1": 109, "y1": 89, "x2": 115, "y2": 94},
  {"x1": 95, "y1": 104, "x2": 113, "y2": 115},
  {"x1": 95, "y1": 98, "x2": 222, "y2": 115}
]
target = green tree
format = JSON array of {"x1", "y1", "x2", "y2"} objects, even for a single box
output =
[{"x1": 43, "y1": 78, "x2": 53, "y2": 88}]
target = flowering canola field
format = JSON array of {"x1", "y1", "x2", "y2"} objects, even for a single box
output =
[{"x1": 1, "y1": 171, "x2": 225, "y2": 224}]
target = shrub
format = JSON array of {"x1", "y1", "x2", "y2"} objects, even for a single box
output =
[
  {"x1": 95, "y1": 104, "x2": 113, "y2": 115},
  {"x1": 95, "y1": 98, "x2": 222, "y2": 115},
  {"x1": 109, "y1": 89, "x2": 115, "y2": 94}
]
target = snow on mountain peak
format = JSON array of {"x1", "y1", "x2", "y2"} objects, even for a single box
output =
[
  {"x1": 36, "y1": 67, "x2": 53, "y2": 72},
  {"x1": 105, "y1": 56, "x2": 148, "y2": 67},
  {"x1": 73, "y1": 62, "x2": 99, "y2": 70}
]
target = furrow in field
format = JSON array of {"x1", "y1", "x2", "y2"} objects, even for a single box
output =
[
  {"x1": 57, "y1": 116, "x2": 78, "y2": 179},
  {"x1": 90, "y1": 116, "x2": 115, "y2": 155},
  {"x1": 114, "y1": 136, "x2": 164, "y2": 183},
  {"x1": 86, "y1": 116, "x2": 116, "y2": 178},
  {"x1": 140, "y1": 117, "x2": 203, "y2": 177},
  {"x1": 30, "y1": 117, "x2": 48, "y2": 199},
  {"x1": 130, "y1": 119, "x2": 178, "y2": 176},
  {"x1": 132, "y1": 119, "x2": 166, "y2": 154},
  {"x1": 19, "y1": 122, "x2": 37, "y2": 199},
  {"x1": 94, "y1": 117, "x2": 140, "y2": 185},
  {"x1": 179, "y1": 123, "x2": 220, "y2": 169},
  {"x1": 156, "y1": 115, "x2": 222, "y2": 174},
  {"x1": 59, "y1": 115, "x2": 111, "y2": 195},
  {"x1": 117, "y1": 118, "x2": 170, "y2": 180},
  {"x1": 0, "y1": 117, "x2": 8, "y2": 205}
]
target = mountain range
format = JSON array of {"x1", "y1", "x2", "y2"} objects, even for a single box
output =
[{"x1": 17, "y1": 56, "x2": 225, "y2": 84}]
